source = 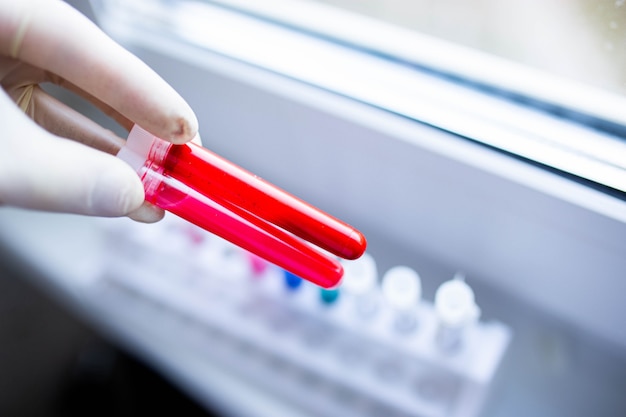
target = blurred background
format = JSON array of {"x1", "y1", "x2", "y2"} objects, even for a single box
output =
[{"x1": 315, "y1": 0, "x2": 626, "y2": 95}]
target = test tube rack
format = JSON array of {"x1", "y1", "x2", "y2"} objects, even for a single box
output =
[{"x1": 97, "y1": 215, "x2": 511, "y2": 417}]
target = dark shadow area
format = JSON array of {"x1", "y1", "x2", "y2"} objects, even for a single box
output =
[
  {"x1": 55, "y1": 343, "x2": 217, "y2": 417},
  {"x1": 0, "y1": 252, "x2": 219, "y2": 417}
]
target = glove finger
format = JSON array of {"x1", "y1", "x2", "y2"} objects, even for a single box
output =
[
  {"x1": 0, "y1": 91, "x2": 144, "y2": 217},
  {"x1": 1, "y1": 0, "x2": 198, "y2": 144},
  {"x1": 10, "y1": 86, "x2": 166, "y2": 222},
  {"x1": 43, "y1": 73, "x2": 134, "y2": 133},
  {"x1": 39, "y1": 73, "x2": 202, "y2": 147},
  {"x1": 0, "y1": 57, "x2": 135, "y2": 136},
  {"x1": 20, "y1": 84, "x2": 124, "y2": 155},
  {"x1": 128, "y1": 201, "x2": 166, "y2": 224}
]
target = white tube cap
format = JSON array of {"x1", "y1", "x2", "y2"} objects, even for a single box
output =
[
  {"x1": 381, "y1": 266, "x2": 421, "y2": 310},
  {"x1": 117, "y1": 125, "x2": 158, "y2": 172},
  {"x1": 435, "y1": 277, "x2": 481, "y2": 327},
  {"x1": 341, "y1": 252, "x2": 378, "y2": 295}
]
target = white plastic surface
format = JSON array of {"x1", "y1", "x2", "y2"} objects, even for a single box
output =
[
  {"x1": 117, "y1": 124, "x2": 159, "y2": 172},
  {"x1": 94, "y1": 216, "x2": 510, "y2": 417}
]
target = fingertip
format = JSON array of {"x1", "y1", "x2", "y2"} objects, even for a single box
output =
[
  {"x1": 139, "y1": 106, "x2": 198, "y2": 145},
  {"x1": 166, "y1": 110, "x2": 199, "y2": 144},
  {"x1": 12, "y1": 0, "x2": 200, "y2": 145},
  {"x1": 127, "y1": 201, "x2": 165, "y2": 223}
]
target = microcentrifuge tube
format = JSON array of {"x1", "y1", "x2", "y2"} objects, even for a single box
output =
[
  {"x1": 320, "y1": 287, "x2": 340, "y2": 305},
  {"x1": 246, "y1": 252, "x2": 270, "y2": 277},
  {"x1": 283, "y1": 270, "x2": 304, "y2": 291},
  {"x1": 341, "y1": 252, "x2": 378, "y2": 294},
  {"x1": 381, "y1": 266, "x2": 422, "y2": 333},
  {"x1": 434, "y1": 274, "x2": 480, "y2": 352},
  {"x1": 341, "y1": 253, "x2": 380, "y2": 318}
]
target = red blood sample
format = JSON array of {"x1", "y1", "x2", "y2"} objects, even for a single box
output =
[
  {"x1": 141, "y1": 170, "x2": 343, "y2": 288},
  {"x1": 162, "y1": 143, "x2": 367, "y2": 260}
]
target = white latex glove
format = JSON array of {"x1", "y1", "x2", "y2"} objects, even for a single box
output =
[{"x1": 0, "y1": 0, "x2": 198, "y2": 222}]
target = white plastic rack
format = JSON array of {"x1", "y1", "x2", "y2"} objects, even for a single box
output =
[{"x1": 98, "y1": 215, "x2": 510, "y2": 417}]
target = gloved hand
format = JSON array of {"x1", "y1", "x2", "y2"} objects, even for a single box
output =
[{"x1": 0, "y1": 0, "x2": 198, "y2": 222}]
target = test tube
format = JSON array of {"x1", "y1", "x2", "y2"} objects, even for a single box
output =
[
  {"x1": 121, "y1": 125, "x2": 366, "y2": 260},
  {"x1": 118, "y1": 125, "x2": 355, "y2": 288}
]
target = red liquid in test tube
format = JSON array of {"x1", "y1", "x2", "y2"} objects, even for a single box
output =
[
  {"x1": 163, "y1": 144, "x2": 366, "y2": 260},
  {"x1": 118, "y1": 125, "x2": 366, "y2": 288}
]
